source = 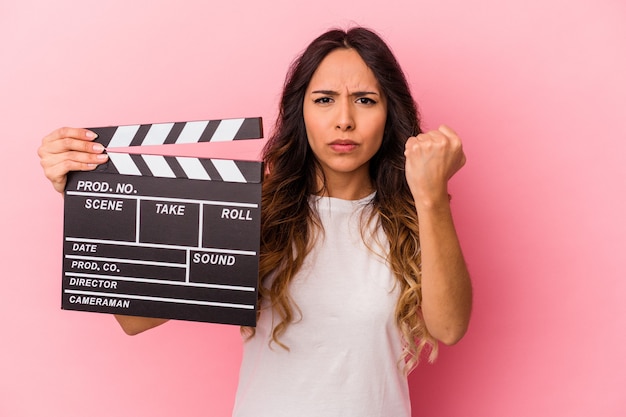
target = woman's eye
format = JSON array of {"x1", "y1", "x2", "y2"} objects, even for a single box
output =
[
  {"x1": 314, "y1": 97, "x2": 333, "y2": 104},
  {"x1": 356, "y1": 97, "x2": 376, "y2": 105}
]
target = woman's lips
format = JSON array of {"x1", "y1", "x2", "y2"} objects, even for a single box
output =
[{"x1": 329, "y1": 140, "x2": 357, "y2": 152}]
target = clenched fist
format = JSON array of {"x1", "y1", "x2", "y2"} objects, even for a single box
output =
[{"x1": 404, "y1": 125, "x2": 466, "y2": 209}]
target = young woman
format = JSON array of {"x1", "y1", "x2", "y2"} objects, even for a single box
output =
[{"x1": 38, "y1": 27, "x2": 472, "y2": 417}]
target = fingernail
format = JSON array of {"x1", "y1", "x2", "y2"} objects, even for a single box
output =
[
  {"x1": 93, "y1": 144, "x2": 104, "y2": 152},
  {"x1": 86, "y1": 131, "x2": 98, "y2": 139},
  {"x1": 96, "y1": 153, "x2": 109, "y2": 160}
]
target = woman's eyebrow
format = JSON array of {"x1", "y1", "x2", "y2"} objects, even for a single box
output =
[
  {"x1": 351, "y1": 91, "x2": 379, "y2": 97},
  {"x1": 310, "y1": 89, "x2": 380, "y2": 96},
  {"x1": 311, "y1": 89, "x2": 339, "y2": 95}
]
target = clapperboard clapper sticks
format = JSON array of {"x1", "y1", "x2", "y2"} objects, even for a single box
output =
[{"x1": 62, "y1": 118, "x2": 263, "y2": 326}]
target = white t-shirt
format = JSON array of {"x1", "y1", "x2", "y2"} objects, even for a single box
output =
[{"x1": 232, "y1": 193, "x2": 410, "y2": 417}]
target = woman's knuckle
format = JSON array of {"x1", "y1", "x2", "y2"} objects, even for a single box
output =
[
  {"x1": 60, "y1": 137, "x2": 73, "y2": 149},
  {"x1": 60, "y1": 159, "x2": 73, "y2": 172},
  {"x1": 58, "y1": 126, "x2": 71, "y2": 138}
]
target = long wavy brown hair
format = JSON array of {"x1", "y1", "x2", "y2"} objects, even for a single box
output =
[{"x1": 247, "y1": 27, "x2": 437, "y2": 371}]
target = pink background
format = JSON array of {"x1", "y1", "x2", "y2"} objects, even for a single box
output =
[{"x1": 2, "y1": 1, "x2": 625, "y2": 416}]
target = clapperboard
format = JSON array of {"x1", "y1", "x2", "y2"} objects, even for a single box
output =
[{"x1": 62, "y1": 117, "x2": 263, "y2": 326}]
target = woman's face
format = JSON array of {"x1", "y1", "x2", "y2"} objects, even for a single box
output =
[{"x1": 303, "y1": 48, "x2": 387, "y2": 191}]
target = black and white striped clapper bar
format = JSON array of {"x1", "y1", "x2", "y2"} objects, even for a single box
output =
[{"x1": 61, "y1": 117, "x2": 263, "y2": 327}]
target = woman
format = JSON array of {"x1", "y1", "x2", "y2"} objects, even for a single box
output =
[{"x1": 38, "y1": 27, "x2": 472, "y2": 417}]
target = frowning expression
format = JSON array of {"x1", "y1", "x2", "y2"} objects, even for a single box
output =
[{"x1": 303, "y1": 48, "x2": 387, "y2": 189}]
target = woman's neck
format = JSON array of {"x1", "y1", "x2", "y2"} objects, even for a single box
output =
[{"x1": 315, "y1": 170, "x2": 374, "y2": 201}]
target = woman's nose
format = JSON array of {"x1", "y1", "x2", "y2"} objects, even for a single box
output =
[{"x1": 335, "y1": 100, "x2": 354, "y2": 131}]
